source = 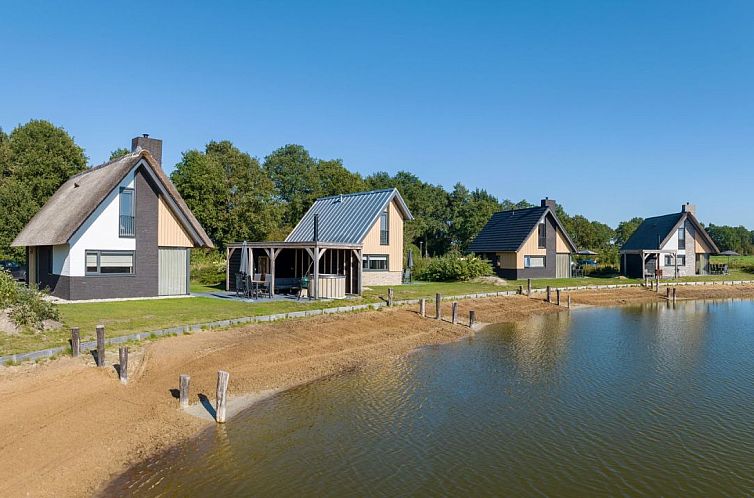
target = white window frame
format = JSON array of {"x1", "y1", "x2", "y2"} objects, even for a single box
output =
[
  {"x1": 363, "y1": 254, "x2": 389, "y2": 271},
  {"x1": 524, "y1": 255, "x2": 545, "y2": 268},
  {"x1": 85, "y1": 250, "x2": 135, "y2": 276}
]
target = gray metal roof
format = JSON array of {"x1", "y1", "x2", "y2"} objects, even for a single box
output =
[{"x1": 286, "y1": 188, "x2": 413, "y2": 244}]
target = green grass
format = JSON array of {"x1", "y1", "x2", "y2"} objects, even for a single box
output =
[{"x1": 711, "y1": 255, "x2": 754, "y2": 268}]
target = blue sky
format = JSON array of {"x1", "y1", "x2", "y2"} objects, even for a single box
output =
[{"x1": 2, "y1": 1, "x2": 753, "y2": 227}]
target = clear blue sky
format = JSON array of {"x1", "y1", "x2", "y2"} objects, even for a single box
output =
[{"x1": 2, "y1": 1, "x2": 753, "y2": 227}]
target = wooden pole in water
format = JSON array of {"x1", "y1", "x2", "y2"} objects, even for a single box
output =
[
  {"x1": 419, "y1": 298, "x2": 426, "y2": 317},
  {"x1": 435, "y1": 293, "x2": 442, "y2": 320},
  {"x1": 451, "y1": 302, "x2": 458, "y2": 324},
  {"x1": 387, "y1": 288, "x2": 394, "y2": 307},
  {"x1": 672, "y1": 287, "x2": 677, "y2": 304},
  {"x1": 179, "y1": 374, "x2": 190, "y2": 408},
  {"x1": 527, "y1": 279, "x2": 532, "y2": 297},
  {"x1": 216, "y1": 370, "x2": 229, "y2": 423},
  {"x1": 568, "y1": 294, "x2": 572, "y2": 309},
  {"x1": 70, "y1": 327, "x2": 80, "y2": 357},
  {"x1": 96, "y1": 325, "x2": 105, "y2": 367},
  {"x1": 469, "y1": 310, "x2": 476, "y2": 327},
  {"x1": 666, "y1": 287, "x2": 670, "y2": 299},
  {"x1": 118, "y1": 347, "x2": 128, "y2": 384},
  {"x1": 546, "y1": 286, "x2": 551, "y2": 303},
  {"x1": 556, "y1": 289, "x2": 561, "y2": 306}
]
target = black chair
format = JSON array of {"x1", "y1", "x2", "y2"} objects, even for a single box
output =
[{"x1": 235, "y1": 273, "x2": 246, "y2": 297}]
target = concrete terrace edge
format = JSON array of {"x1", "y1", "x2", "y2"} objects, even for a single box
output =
[{"x1": 4, "y1": 279, "x2": 754, "y2": 365}]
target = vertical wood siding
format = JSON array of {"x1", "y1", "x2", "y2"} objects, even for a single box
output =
[
  {"x1": 555, "y1": 229, "x2": 571, "y2": 253},
  {"x1": 159, "y1": 248, "x2": 188, "y2": 296},
  {"x1": 361, "y1": 199, "x2": 404, "y2": 272},
  {"x1": 158, "y1": 197, "x2": 193, "y2": 248},
  {"x1": 516, "y1": 228, "x2": 547, "y2": 267}
]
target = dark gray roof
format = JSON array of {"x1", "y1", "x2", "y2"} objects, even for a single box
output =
[
  {"x1": 469, "y1": 206, "x2": 576, "y2": 253},
  {"x1": 620, "y1": 211, "x2": 719, "y2": 253},
  {"x1": 620, "y1": 213, "x2": 683, "y2": 251},
  {"x1": 285, "y1": 188, "x2": 413, "y2": 244},
  {"x1": 12, "y1": 150, "x2": 213, "y2": 248}
]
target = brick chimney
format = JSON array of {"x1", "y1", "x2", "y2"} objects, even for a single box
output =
[
  {"x1": 131, "y1": 134, "x2": 162, "y2": 167},
  {"x1": 541, "y1": 197, "x2": 557, "y2": 210},
  {"x1": 682, "y1": 202, "x2": 696, "y2": 216}
]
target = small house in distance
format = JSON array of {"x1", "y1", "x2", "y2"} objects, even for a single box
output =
[
  {"x1": 12, "y1": 136, "x2": 213, "y2": 300},
  {"x1": 469, "y1": 198, "x2": 577, "y2": 279},
  {"x1": 226, "y1": 188, "x2": 413, "y2": 298},
  {"x1": 619, "y1": 203, "x2": 719, "y2": 278}
]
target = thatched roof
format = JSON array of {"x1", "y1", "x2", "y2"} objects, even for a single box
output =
[{"x1": 11, "y1": 150, "x2": 213, "y2": 248}]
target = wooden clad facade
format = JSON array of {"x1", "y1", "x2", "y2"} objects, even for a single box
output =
[
  {"x1": 361, "y1": 199, "x2": 404, "y2": 272},
  {"x1": 158, "y1": 197, "x2": 193, "y2": 248}
]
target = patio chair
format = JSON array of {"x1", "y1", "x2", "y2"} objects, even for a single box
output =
[
  {"x1": 235, "y1": 273, "x2": 246, "y2": 297},
  {"x1": 258, "y1": 274, "x2": 273, "y2": 298}
]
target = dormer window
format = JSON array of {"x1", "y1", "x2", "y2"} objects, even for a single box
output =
[{"x1": 119, "y1": 187, "x2": 135, "y2": 237}]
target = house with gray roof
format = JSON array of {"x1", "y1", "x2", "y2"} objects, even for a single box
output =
[
  {"x1": 469, "y1": 198, "x2": 577, "y2": 280},
  {"x1": 12, "y1": 135, "x2": 213, "y2": 300},
  {"x1": 226, "y1": 188, "x2": 413, "y2": 298},
  {"x1": 619, "y1": 203, "x2": 719, "y2": 278}
]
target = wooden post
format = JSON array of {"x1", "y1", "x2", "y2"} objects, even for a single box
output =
[
  {"x1": 419, "y1": 298, "x2": 426, "y2": 317},
  {"x1": 672, "y1": 287, "x2": 677, "y2": 304},
  {"x1": 518, "y1": 285, "x2": 523, "y2": 295},
  {"x1": 435, "y1": 293, "x2": 442, "y2": 320},
  {"x1": 656, "y1": 278, "x2": 660, "y2": 293},
  {"x1": 556, "y1": 289, "x2": 561, "y2": 306},
  {"x1": 527, "y1": 279, "x2": 532, "y2": 296},
  {"x1": 568, "y1": 294, "x2": 572, "y2": 309},
  {"x1": 388, "y1": 288, "x2": 394, "y2": 307},
  {"x1": 216, "y1": 370, "x2": 229, "y2": 423},
  {"x1": 469, "y1": 310, "x2": 476, "y2": 327},
  {"x1": 179, "y1": 374, "x2": 190, "y2": 408},
  {"x1": 96, "y1": 325, "x2": 105, "y2": 367},
  {"x1": 546, "y1": 286, "x2": 551, "y2": 303},
  {"x1": 666, "y1": 287, "x2": 670, "y2": 299},
  {"x1": 451, "y1": 302, "x2": 458, "y2": 324},
  {"x1": 118, "y1": 347, "x2": 128, "y2": 384},
  {"x1": 70, "y1": 327, "x2": 80, "y2": 357}
]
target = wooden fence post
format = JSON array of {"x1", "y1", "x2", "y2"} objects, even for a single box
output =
[
  {"x1": 96, "y1": 325, "x2": 105, "y2": 367},
  {"x1": 546, "y1": 286, "x2": 551, "y2": 303},
  {"x1": 435, "y1": 293, "x2": 442, "y2": 320},
  {"x1": 179, "y1": 374, "x2": 190, "y2": 408},
  {"x1": 469, "y1": 310, "x2": 476, "y2": 327},
  {"x1": 70, "y1": 327, "x2": 80, "y2": 357},
  {"x1": 451, "y1": 302, "x2": 458, "y2": 324},
  {"x1": 216, "y1": 370, "x2": 230, "y2": 423},
  {"x1": 518, "y1": 285, "x2": 523, "y2": 295},
  {"x1": 419, "y1": 298, "x2": 426, "y2": 317},
  {"x1": 568, "y1": 295, "x2": 572, "y2": 309},
  {"x1": 388, "y1": 288, "x2": 394, "y2": 307},
  {"x1": 527, "y1": 279, "x2": 532, "y2": 297},
  {"x1": 672, "y1": 287, "x2": 677, "y2": 304},
  {"x1": 556, "y1": 289, "x2": 561, "y2": 306},
  {"x1": 118, "y1": 347, "x2": 128, "y2": 384},
  {"x1": 666, "y1": 288, "x2": 670, "y2": 299}
]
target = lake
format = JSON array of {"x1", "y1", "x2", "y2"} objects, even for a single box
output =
[{"x1": 106, "y1": 300, "x2": 754, "y2": 496}]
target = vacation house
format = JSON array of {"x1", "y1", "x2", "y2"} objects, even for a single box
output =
[
  {"x1": 469, "y1": 198, "x2": 577, "y2": 279},
  {"x1": 619, "y1": 203, "x2": 719, "y2": 278},
  {"x1": 226, "y1": 188, "x2": 413, "y2": 298},
  {"x1": 12, "y1": 136, "x2": 213, "y2": 300}
]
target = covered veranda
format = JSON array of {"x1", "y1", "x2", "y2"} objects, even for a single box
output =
[
  {"x1": 226, "y1": 241, "x2": 363, "y2": 299},
  {"x1": 621, "y1": 249, "x2": 680, "y2": 279}
]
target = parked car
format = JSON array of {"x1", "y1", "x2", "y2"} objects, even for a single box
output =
[{"x1": 0, "y1": 260, "x2": 26, "y2": 282}]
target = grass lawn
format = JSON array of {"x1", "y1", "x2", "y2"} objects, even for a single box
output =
[{"x1": 711, "y1": 255, "x2": 754, "y2": 268}]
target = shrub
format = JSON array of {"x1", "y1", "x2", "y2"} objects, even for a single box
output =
[
  {"x1": 0, "y1": 270, "x2": 18, "y2": 308},
  {"x1": 0, "y1": 269, "x2": 59, "y2": 330},
  {"x1": 414, "y1": 254, "x2": 493, "y2": 282},
  {"x1": 191, "y1": 249, "x2": 226, "y2": 285}
]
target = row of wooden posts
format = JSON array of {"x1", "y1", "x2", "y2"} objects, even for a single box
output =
[
  {"x1": 70, "y1": 325, "x2": 230, "y2": 423},
  {"x1": 415, "y1": 294, "x2": 477, "y2": 326}
]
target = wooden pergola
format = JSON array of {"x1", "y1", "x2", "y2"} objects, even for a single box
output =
[
  {"x1": 621, "y1": 249, "x2": 680, "y2": 279},
  {"x1": 226, "y1": 241, "x2": 363, "y2": 298}
]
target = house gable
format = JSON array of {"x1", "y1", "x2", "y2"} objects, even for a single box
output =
[
  {"x1": 361, "y1": 198, "x2": 405, "y2": 272},
  {"x1": 158, "y1": 196, "x2": 193, "y2": 248}
]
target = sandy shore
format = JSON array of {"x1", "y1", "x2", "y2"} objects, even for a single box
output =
[{"x1": 1, "y1": 285, "x2": 754, "y2": 497}]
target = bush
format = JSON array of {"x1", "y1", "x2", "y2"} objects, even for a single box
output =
[
  {"x1": 0, "y1": 270, "x2": 59, "y2": 329},
  {"x1": 191, "y1": 249, "x2": 226, "y2": 285},
  {"x1": 414, "y1": 254, "x2": 493, "y2": 282}
]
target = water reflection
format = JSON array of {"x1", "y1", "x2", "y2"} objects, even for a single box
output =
[{"x1": 105, "y1": 301, "x2": 754, "y2": 497}]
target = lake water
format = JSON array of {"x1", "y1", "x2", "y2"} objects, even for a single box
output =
[{"x1": 106, "y1": 300, "x2": 754, "y2": 497}]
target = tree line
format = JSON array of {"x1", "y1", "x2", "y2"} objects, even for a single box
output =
[{"x1": 2, "y1": 119, "x2": 753, "y2": 266}]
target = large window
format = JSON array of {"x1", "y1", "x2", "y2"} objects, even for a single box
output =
[
  {"x1": 538, "y1": 223, "x2": 546, "y2": 248},
  {"x1": 677, "y1": 227, "x2": 686, "y2": 250},
  {"x1": 119, "y1": 187, "x2": 135, "y2": 237},
  {"x1": 524, "y1": 255, "x2": 545, "y2": 268},
  {"x1": 86, "y1": 251, "x2": 134, "y2": 275},
  {"x1": 665, "y1": 255, "x2": 686, "y2": 266},
  {"x1": 379, "y1": 209, "x2": 389, "y2": 245},
  {"x1": 363, "y1": 254, "x2": 389, "y2": 271}
]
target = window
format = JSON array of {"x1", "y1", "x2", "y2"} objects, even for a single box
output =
[
  {"x1": 524, "y1": 255, "x2": 545, "y2": 268},
  {"x1": 677, "y1": 227, "x2": 685, "y2": 250},
  {"x1": 363, "y1": 255, "x2": 389, "y2": 271},
  {"x1": 379, "y1": 209, "x2": 389, "y2": 245},
  {"x1": 538, "y1": 223, "x2": 546, "y2": 248},
  {"x1": 664, "y1": 255, "x2": 686, "y2": 266},
  {"x1": 85, "y1": 251, "x2": 134, "y2": 275},
  {"x1": 119, "y1": 188, "x2": 135, "y2": 237}
]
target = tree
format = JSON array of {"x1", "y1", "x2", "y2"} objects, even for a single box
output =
[
  {"x1": 263, "y1": 144, "x2": 319, "y2": 227},
  {"x1": 706, "y1": 224, "x2": 754, "y2": 255},
  {"x1": 615, "y1": 217, "x2": 644, "y2": 247},
  {"x1": 171, "y1": 141, "x2": 282, "y2": 248},
  {"x1": 312, "y1": 159, "x2": 367, "y2": 198},
  {"x1": 109, "y1": 147, "x2": 130, "y2": 160},
  {"x1": 448, "y1": 183, "x2": 501, "y2": 252},
  {"x1": 0, "y1": 120, "x2": 88, "y2": 260}
]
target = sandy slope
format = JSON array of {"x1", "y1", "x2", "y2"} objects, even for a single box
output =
[{"x1": 0, "y1": 286, "x2": 752, "y2": 497}]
